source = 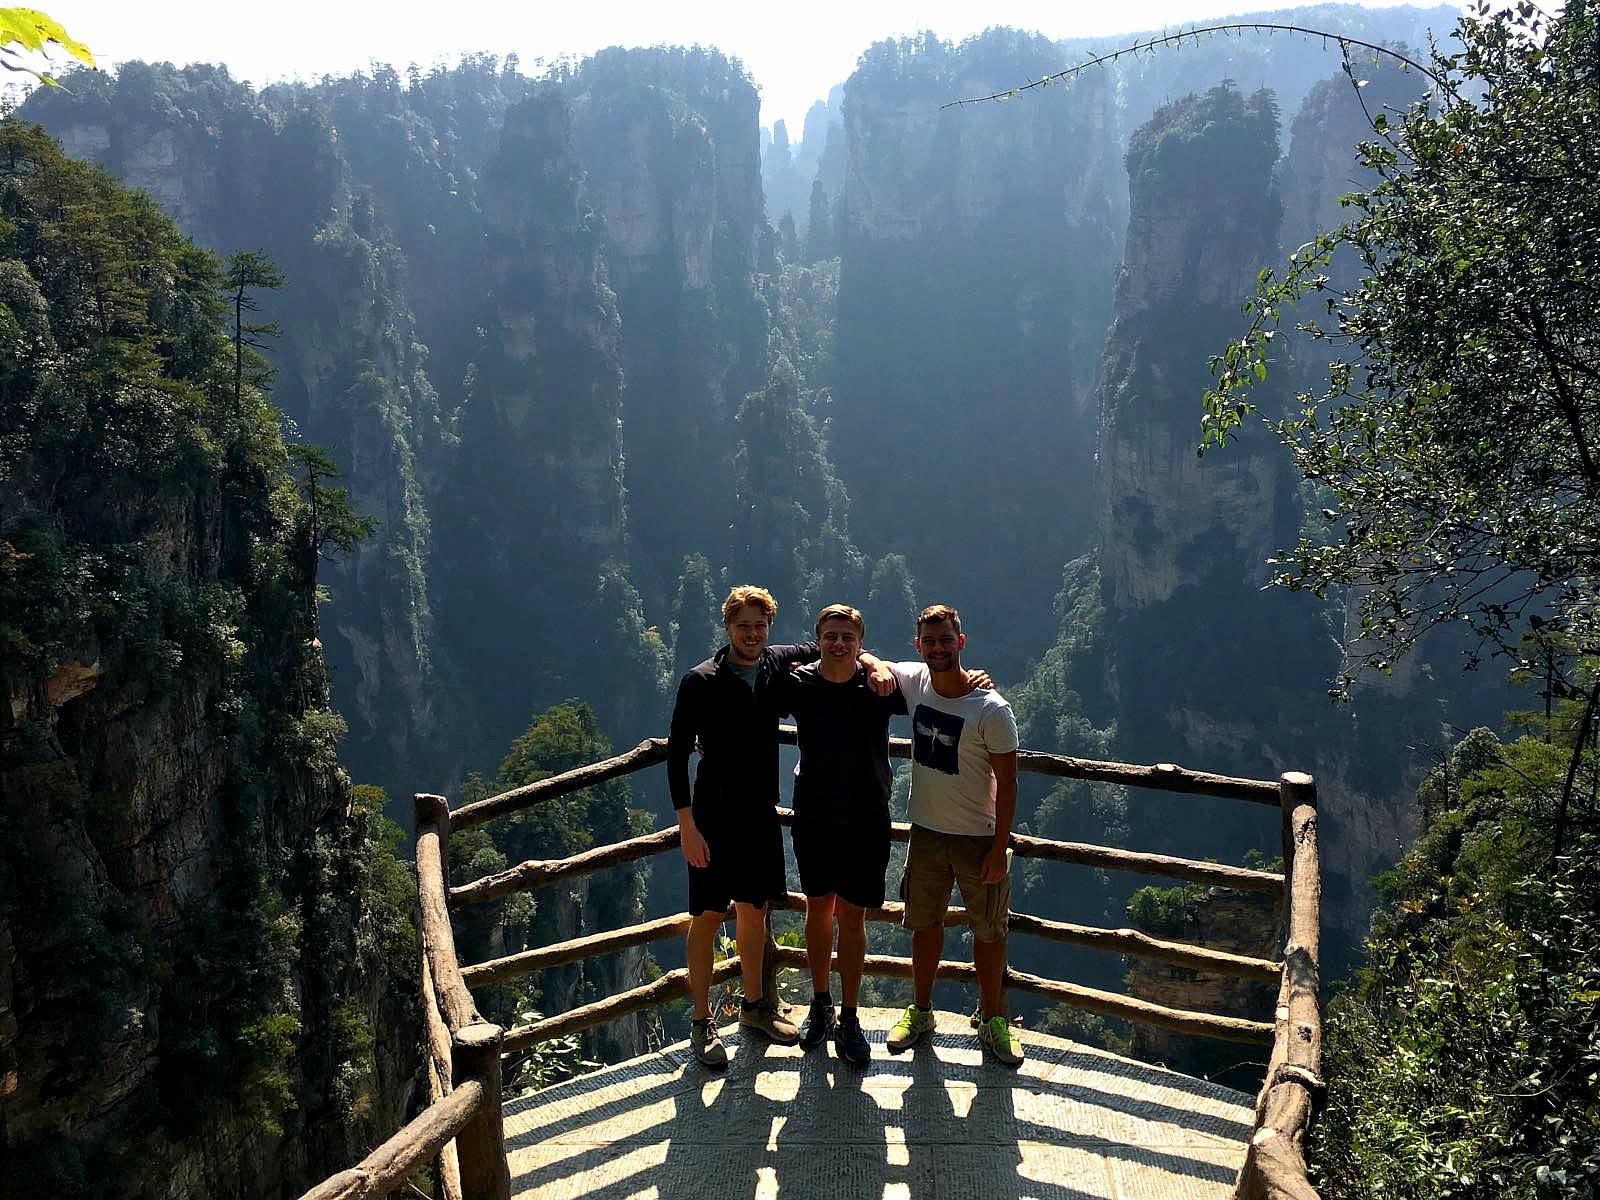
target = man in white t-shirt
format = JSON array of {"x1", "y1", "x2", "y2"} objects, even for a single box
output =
[{"x1": 884, "y1": 604, "x2": 1023, "y2": 1065}]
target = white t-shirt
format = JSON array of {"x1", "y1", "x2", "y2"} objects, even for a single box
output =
[{"x1": 889, "y1": 662, "x2": 1020, "y2": 837}]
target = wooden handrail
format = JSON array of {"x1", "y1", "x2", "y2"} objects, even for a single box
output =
[
  {"x1": 462, "y1": 899, "x2": 1282, "y2": 992},
  {"x1": 412, "y1": 794, "x2": 508, "y2": 1200},
  {"x1": 297, "y1": 1078, "x2": 485, "y2": 1200},
  {"x1": 418, "y1": 953, "x2": 462, "y2": 1200},
  {"x1": 449, "y1": 810, "x2": 1283, "y2": 909},
  {"x1": 768, "y1": 948, "x2": 1274, "y2": 1043},
  {"x1": 415, "y1": 794, "x2": 484, "y2": 1033},
  {"x1": 450, "y1": 826, "x2": 680, "y2": 908},
  {"x1": 503, "y1": 958, "x2": 743, "y2": 1055},
  {"x1": 300, "y1": 746, "x2": 1317, "y2": 1200},
  {"x1": 448, "y1": 731, "x2": 1282, "y2": 840},
  {"x1": 499, "y1": 945, "x2": 1271, "y2": 1050},
  {"x1": 451, "y1": 738, "x2": 669, "y2": 831},
  {"x1": 1233, "y1": 772, "x2": 1323, "y2": 1200}
]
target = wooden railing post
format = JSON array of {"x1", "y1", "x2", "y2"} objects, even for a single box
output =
[
  {"x1": 1234, "y1": 771, "x2": 1323, "y2": 1200},
  {"x1": 451, "y1": 1022, "x2": 511, "y2": 1200}
]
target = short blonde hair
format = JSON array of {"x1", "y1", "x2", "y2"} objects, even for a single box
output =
[
  {"x1": 723, "y1": 585, "x2": 777, "y2": 626},
  {"x1": 916, "y1": 603, "x2": 961, "y2": 635},
  {"x1": 814, "y1": 603, "x2": 864, "y2": 638}
]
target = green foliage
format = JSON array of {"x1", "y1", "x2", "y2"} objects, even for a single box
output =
[
  {"x1": 502, "y1": 1012, "x2": 598, "y2": 1096},
  {"x1": 0, "y1": 118, "x2": 418, "y2": 1186},
  {"x1": 0, "y1": 6, "x2": 92, "y2": 85},
  {"x1": 1203, "y1": 2, "x2": 1600, "y2": 691},
  {"x1": 237, "y1": 1011, "x2": 301, "y2": 1136},
  {"x1": 731, "y1": 353, "x2": 862, "y2": 622},
  {"x1": 452, "y1": 701, "x2": 649, "y2": 1041},
  {"x1": 1126, "y1": 881, "x2": 1209, "y2": 937},
  {"x1": 287, "y1": 442, "x2": 380, "y2": 563},
  {"x1": 1315, "y1": 707, "x2": 1600, "y2": 1198}
]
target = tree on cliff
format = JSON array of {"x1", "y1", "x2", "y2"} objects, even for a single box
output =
[
  {"x1": 1204, "y1": 1, "x2": 1600, "y2": 717},
  {"x1": 224, "y1": 249, "x2": 284, "y2": 407}
]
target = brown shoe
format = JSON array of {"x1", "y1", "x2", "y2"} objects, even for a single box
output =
[
  {"x1": 690, "y1": 1017, "x2": 728, "y2": 1068},
  {"x1": 738, "y1": 997, "x2": 800, "y2": 1044}
]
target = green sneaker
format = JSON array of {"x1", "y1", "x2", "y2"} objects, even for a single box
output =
[
  {"x1": 886, "y1": 1003, "x2": 936, "y2": 1052},
  {"x1": 977, "y1": 1014, "x2": 1023, "y2": 1066}
]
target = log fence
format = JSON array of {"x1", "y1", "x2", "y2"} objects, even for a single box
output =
[{"x1": 301, "y1": 729, "x2": 1322, "y2": 1200}]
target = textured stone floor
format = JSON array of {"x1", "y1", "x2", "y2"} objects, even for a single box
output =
[{"x1": 503, "y1": 1007, "x2": 1255, "y2": 1200}]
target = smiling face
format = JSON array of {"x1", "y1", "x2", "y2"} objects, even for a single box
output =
[
  {"x1": 725, "y1": 604, "x2": 772, "y2": 667},
  {"x1": 914, "y1": 618, "x2": 964, "y2": 674},
  {"x1": 817, "y1": 616, "x2": 862, "y2": 670}
]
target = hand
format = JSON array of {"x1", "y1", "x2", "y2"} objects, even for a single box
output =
[
  {"x1": 964, "y1": 667, "x2": 993, "y2": 691},
  {"x1": 979, "y1": 842, "x2": 1009, "y2": 885},
  {"x1": 680, "y1": 824, "x2": 710, "y2": 868},
  {"x1": 864, "y1": 658, "x2": 896, "y2": 697}
]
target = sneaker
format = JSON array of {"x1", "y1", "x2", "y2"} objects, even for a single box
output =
[
  {"x1": 738, "y1": 997, "x2": 800, "y2": 1044},
  {"x1": 690, "y1": 1017, "x2": 728, "y2": 1068},
  {"x1": 977, "y1": 1014, "x2": 1023, "y2": 1066},
  {"x1": 886, "y1": 1003, "x2": 936, "y2": 1052},
  {"x1": 799, "y1": 997, "x2": 836, "y2": 1048},
  {"x1": 833, "y1": 1012, "x2": 871, "y2": 1066}
]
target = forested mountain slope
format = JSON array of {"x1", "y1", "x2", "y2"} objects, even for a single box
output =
[{"x1": 0, "y1": 123, "x2": 415, "y2": 1199}]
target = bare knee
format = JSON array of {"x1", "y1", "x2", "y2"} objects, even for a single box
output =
[{"x1": 835, "y1": 899, "x2": 867, "y2": 930}]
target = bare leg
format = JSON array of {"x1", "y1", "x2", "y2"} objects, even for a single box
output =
[
  {"x1": 733, "y1": 901, "x2": 767, "y2": 1001},
  {"x1": 835, "y1": 900, "x2": 867, "y2": 1008},
  {"x1": 686, "y1": 910, "x2": 724, "y2": 1020},
  {"x1": 804, "y1": 895, "x2": 836, "y2": 995},
  {"x1": 911, "y1": 925, "x2": 943, "y2": 1010},
  {"x1": 973, "y1": 935, "x2": 1006, "y2": 1021}
]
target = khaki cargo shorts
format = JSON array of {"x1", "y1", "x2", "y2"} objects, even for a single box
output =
[{"x1": 900, "y1": 824, "x2": 1010, "y2": 943}]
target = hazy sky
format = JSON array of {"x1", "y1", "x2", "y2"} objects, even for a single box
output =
[{"x1": 47, "y1": 1, "x2": 1461, "y2": 133}]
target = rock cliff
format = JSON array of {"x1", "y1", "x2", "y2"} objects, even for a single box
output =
[
  {"x1": 0, "y1": 124, "x2": 416, "y2": 1198},
  {"x1": 830, "y1": 29, "x2": 1122, "y2": 673},
  {"x1": 24, "y1": 66, "x2": 443, "y2": 801}
]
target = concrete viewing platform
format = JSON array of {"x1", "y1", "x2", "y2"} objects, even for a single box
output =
[{"x1": 502, "y1": 1007, "x2": 1255, "y2": 1200}]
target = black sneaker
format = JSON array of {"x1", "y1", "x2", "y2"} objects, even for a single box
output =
[
  {"x1": 834, "y1": 1012, "x2": 871, "y2": 1065},
  {"x1": 799, "y1": 997, "x2": 836, "y2": 1048}
]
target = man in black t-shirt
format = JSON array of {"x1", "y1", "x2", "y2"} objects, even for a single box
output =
[{"x1": 772, "y1": 604, "x2": 907, "y2": 1065}]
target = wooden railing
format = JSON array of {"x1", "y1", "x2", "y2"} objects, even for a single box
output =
[{"x1": 301, "y1": 732, "x2": 1322, "y2": 1200}]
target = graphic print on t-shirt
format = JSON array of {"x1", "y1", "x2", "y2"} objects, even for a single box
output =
[{"x1": 913, "y1": 704, "x2": 964, "y2": 775}]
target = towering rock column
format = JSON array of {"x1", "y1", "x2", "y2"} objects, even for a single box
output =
[
  {"x1": 434, "y1": 89, "x2": 637, "y2": 763},
  {"x1": 1091, "y1": 84, "x2": 1304, "y2": 774},
  {"x1": 568, "y1": 48, "x2": 770, "y2": 608}
]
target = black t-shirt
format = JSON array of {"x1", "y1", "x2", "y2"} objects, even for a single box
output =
[{"x1": 773, "y1": 663, "x2": 907, "y2": 824}]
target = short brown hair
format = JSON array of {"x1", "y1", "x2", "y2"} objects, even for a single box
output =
[
  {"x1": 916, "y1": 603, "x2": 961, "y2": 635},
  {"x1": 723, "y1": 585, "x2": 777, "y2": 626},
  {"x1": 814, "y1": 603, "x2": 864, "y2": 638}
]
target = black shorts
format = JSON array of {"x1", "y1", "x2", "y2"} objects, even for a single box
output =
[
  {"x1": 687, "y1": 811, "x2": 788, "y2": 916},
  {"x1": 791, "y1": 816, "x2": 892, "y2": 909}
]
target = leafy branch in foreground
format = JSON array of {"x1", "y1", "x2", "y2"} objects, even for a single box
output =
[
  {"x1": 1199, "y1": 1, "x2": 1599, "y2": 696},
  {"x1": 0, "y1": 6, "x2": 92, "y2": 86},
  {"x1": 943, "y1": 22, "x2": 1444, "y2": 109}
]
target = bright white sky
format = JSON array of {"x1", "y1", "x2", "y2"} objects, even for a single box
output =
[{"x1": 45, "y1": 1, "x2": 1461, "y2": 134}]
